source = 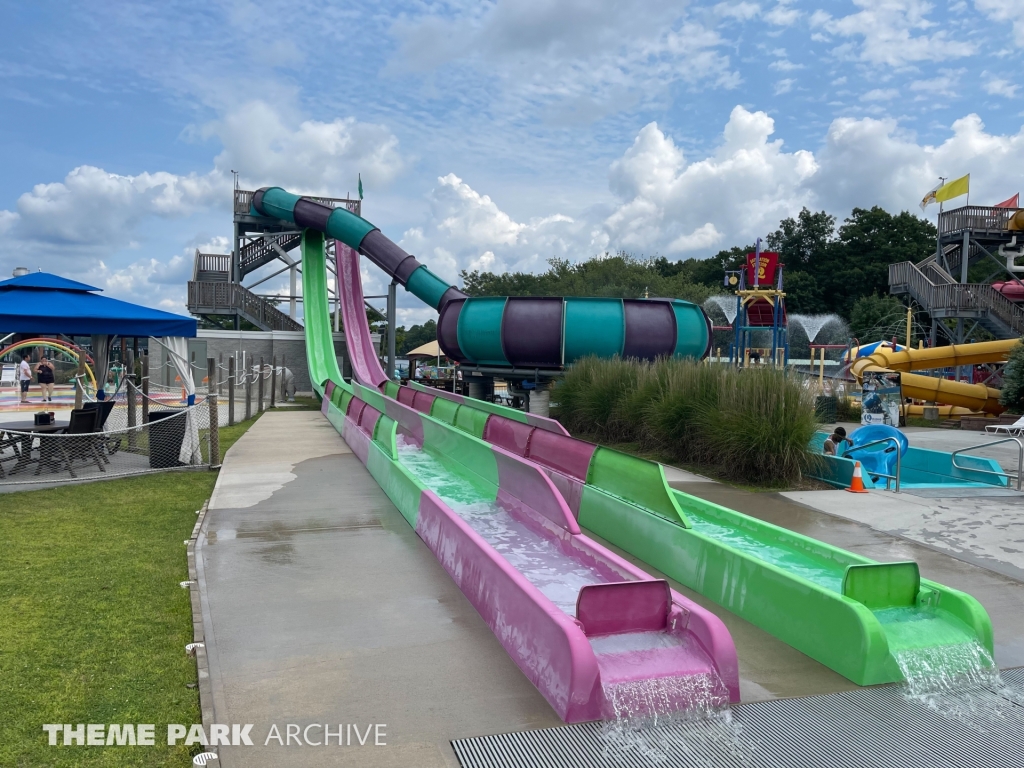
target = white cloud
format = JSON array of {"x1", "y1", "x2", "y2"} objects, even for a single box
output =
[
  {"x1": 388, "y1": 1, "x2": 740, "y2": 128},
  {"x1": 207, "y1": 100, "x2": 404, "y2": 194},
  {"x1": 770, "y1": 58, "x2": 803, "y2": 72},
  {"x1": 976, "y1": 0, "x2": 1024, "y2": 43},
  {"x1": 807, "y1": 113, "x2": 1024, "y2": 215},
  {"x1": 600, "y1": 110, "x2": 817, "y2": 254},
  {"x1": 861, "y1": 88, "x2": 900, "y2": 102},
  {"x1": 714, "y1": 2, "x2": 760, "y2": 22},
  {"x1": 0, "y1": 101, "x2": 403, "y2": 261},
  {"x1": 813, "y1": 0, "x2": 975, "y2": 67},
  {"x1": 5, "y1": 165, "x2": 223, "y2": 248},
  {"x1": 0, "y1": 100, "x2": 406, "y2": 319},
  {"x1": 775, "y1": 78, "x2": 796, "y2": 95},
  {"x1": 985, "y1": 77, "x2": 1020, "y2": 98},
  {"x1": 397, "y1": 173, "x2": 583, "y2": 283},
  {"x1": 765, "y1": 1, "x2": 801, "y2": 26},
  {"x1": 668, "y1": 223, "x2": 723, "y2": 252},
  {"x1": 393, "y1": 106, "x2": 1024, "y2": 297},
  {"x1": 909, "y1": 70, "x2": 963, "y2": 98}
]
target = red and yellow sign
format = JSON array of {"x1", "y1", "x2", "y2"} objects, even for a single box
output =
[{"x1": 746, "y1": 251, "x2": 779, "y2": 287}]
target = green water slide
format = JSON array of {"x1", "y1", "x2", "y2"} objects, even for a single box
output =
[{"x1": 577, "y1": 450, "x2": 993, "y2": 685}]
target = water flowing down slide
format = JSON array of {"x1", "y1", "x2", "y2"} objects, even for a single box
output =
[
  {"x1": 303, "y1": 229, "x2": 740, "y2": 722},
  {"x1": 282, "y1": 187, "x2": 995, "y2": 698},
  {"x1": 851, "y1": 340, "x2": 1017, "y2": 414}
]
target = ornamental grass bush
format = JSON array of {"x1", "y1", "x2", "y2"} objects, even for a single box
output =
[{"x1": 553, "y1": 356, "x2": 820, "y2": 485}]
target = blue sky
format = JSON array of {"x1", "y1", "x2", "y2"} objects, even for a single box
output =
[{"x1": 2, "y1": 0, "x2": 1024, "y2": 325}]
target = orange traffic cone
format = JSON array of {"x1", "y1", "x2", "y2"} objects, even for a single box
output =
[{"x1": 846, "y1": 461, "x2": 869, "y2": 493}]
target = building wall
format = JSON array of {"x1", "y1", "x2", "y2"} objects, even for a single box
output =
[{"x1": 148, "y1": 330, "x2": 378, "y2": 394}]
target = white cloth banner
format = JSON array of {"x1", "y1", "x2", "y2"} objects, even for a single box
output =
[{"x1": 157, "y1": 337, "x2": 202, "y2": 465}]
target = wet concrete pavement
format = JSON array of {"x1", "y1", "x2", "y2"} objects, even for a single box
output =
[{"x1": 197, "y1": 412, "x2": 560, "y2": 767}]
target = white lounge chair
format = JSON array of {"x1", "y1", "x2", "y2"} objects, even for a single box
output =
[
  {"x1": 986, "y1": 416, "x2": 1024, "y2": 436},
  {"x1": 0, "y1": 364, "x2": 16, "y2": 389}
]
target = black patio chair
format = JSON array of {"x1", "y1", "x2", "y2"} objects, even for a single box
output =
[
  {"x1": 84, "y1": 400, "x2": 119, "y2": 459},
  {"x1": 0, "y1": 428, "x2": 24, "y2": 478},
  {"x1": 35, "y1": 408, "x2": 105, "y2": 478}
]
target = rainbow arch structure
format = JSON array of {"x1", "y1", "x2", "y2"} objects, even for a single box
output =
[{"x1": 0, "y1": 338, "x2": 97, "y2": 391}]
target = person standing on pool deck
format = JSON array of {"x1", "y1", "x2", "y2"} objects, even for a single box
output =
[
  {"x1": 18, "y1": 352, "x2": 32, "y2": 403},
  {"x1": 36, "y1": 354, "x2": 55, "y2": 402}
]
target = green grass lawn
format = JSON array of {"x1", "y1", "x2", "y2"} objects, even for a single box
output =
[{"x1": 1, "y1": 414, "x2": 262, "y2": 767}]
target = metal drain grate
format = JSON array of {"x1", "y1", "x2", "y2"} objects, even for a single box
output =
[{"x1": 452, "y1": 668, "x2": 1024, "y2": 768}]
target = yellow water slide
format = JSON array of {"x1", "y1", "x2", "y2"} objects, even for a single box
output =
[{"x1": 850, "y1": 339, "x2": 1017, "y2": 414}]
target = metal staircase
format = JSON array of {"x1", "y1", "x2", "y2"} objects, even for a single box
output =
[
  {"x1": 187, "y1": 249, "x2": 302, "y2": 331},
  {"x1": 889, "y1": 258, "x2": 1024, "y2": 339},
  {"x1": 237, "y1": 232, "x2": 302, "y2": 277}
]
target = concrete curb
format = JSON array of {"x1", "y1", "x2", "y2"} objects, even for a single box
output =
[{"x1": 186, "y1": 498, "x2": 218, "y2": 763}]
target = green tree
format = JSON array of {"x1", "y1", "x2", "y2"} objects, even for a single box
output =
[
  {"x1": 399, "y1": 319, "x2": 437, "y2": 355},
  {"x1": 766, "y1": 208, "x2": 836, "y2": 270},
  {"x1": 675, "y1": 246, "x2": 752, "y2": 288},
  {"x1": 461, "y1": 252, "x2": 714, "y2": 304},
  {"x1": 999, "y1": 340, "x2": 1024, "y2": 413},
  {"x1": 826, "y1": 207, "x2": 936, "y2": 317}
]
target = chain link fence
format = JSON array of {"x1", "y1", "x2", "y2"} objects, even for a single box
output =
[{"x1": 0, "y1": 388, "x2": 220, "y2": 487}]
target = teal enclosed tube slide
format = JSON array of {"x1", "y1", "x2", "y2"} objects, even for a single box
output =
[{"x1": 250, "y1": 187, "x2": 712, "y2": 367}]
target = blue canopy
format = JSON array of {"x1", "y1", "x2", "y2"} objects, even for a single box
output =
[{"x1": 0, "y1": 272, "x2": 196, "y2": 337}]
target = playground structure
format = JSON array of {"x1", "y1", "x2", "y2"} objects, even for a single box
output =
[
  {"x1": 723, "y1": 246, "x2": 789, "y2": 366},
  {"x1": 242, "y1": 187, "x2": 996, "y2": 717}
]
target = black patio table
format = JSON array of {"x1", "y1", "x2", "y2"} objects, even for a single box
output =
[{"x1": 0, "y1": 419, "x2": 70, "y2": 475}]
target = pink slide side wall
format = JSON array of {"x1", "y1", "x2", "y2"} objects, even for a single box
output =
[{"x1": 414, "y1": 489, "x2": 604, "y2": 722}]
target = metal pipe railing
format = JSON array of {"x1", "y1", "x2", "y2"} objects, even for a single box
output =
[
  {"x1": 951, "y1": 437, "x2": 1023, "y2": 491},
  {"x1": 845, "y1": 436, "x2": 903, "y2": 493}
]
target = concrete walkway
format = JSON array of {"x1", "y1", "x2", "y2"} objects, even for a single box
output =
[
  {"x1": 197, "y1": 411, "x2": 1024, "y2": 765},
  {"x1": 197, "y1": 411, "x2": 559, "y2": 767}
]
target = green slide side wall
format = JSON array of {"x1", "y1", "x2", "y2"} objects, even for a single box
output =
[
  {"x1": 563, "y1": 298, "x2": 624, "y2": 362},
  {"x1": 426, "y1": 396, "x2": 491, "y2": 442},
  {"x1": 409, "y1": 381, "x2": 530, "y2": 427},
  {"x1": 350, "y1": 382, "x2": 500, "y2": 498},
  {"x1": 586, "y1": 447, "x2": 689, "y2": 526},
  {"x1": 300, "y1": 230, "x2": 344, "y2": 394}
]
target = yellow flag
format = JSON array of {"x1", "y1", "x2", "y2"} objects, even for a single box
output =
[{"x1": 935, "y1": 173, "x2": 969, "y2": 203}]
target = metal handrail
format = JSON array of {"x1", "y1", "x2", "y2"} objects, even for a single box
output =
[
  {"x1": 951, "y1": 437, "x2": 1023, "y2": 491},
  {"x1": 889, "y1": 260, "x2": 1024, "y2": 336},
  {"x1": 845, "y1": 436, "x2": 903, "y2": 493}
]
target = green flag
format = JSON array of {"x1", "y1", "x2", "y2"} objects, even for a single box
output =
[{"x1": 358, "y1": 173, "x2": 363, "y2": 200}]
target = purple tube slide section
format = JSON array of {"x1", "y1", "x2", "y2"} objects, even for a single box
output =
[{"x1": 336, "y1": 241, "x2": 390, "y2": 389}]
